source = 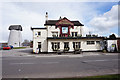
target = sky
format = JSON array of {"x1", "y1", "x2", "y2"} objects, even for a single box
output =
[{"x1": 0, "y1": 0, "x2": 119, "y2": 43}]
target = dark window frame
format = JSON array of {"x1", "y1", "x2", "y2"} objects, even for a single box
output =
[
  {"x1": 51, "y1": 42, "x2": 60, "y2": 51},
  {"x1": 38, "y1": 32, "x2": 41, "y2": 36},
  {"x1": 73, "y1": 42, "x2": 81, "y2": 49},
  {"x1": 87, "y1": 41, "x2": 95, "y2": 45},
  {"x1": 71, "y1": 32, "x2": 78, "y2": 37},
  {"x1": 64, "y1": 42, "x2": 69, "y2": 51}
]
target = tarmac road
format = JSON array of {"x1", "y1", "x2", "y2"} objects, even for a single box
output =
[{"x1": 2, "y1": 54, "x2": 119, "y2": 78}]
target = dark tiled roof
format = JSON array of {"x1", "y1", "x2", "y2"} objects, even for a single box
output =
[
  {"x1": 9, "y1": 25, "x2": 22, "y2": 31},
  {"x1": 44, "y1": 20, "x2": 84, "y2": 26},
  {"x1": 31, "y1": 27, "x2": 47, "y2": 30}
]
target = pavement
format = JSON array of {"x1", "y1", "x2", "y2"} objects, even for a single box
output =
[{"x1": 0, "y1": 48, "x2": 119, "y2": 58}]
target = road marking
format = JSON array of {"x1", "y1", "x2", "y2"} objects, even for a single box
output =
[
  {"x1": 10, "y1": 63, "x2": 34, "y2": 65},
  {"x1": 42, "y1": 61, "x2": 59, "y2": 64},
  {"x1": 83, "y1": 59, "x2": 119, "y2": 63}
]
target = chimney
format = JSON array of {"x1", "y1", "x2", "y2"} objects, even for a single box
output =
[
  {"x1": 45, "y1": 12, "x2": 48, "y2": 21},
  {"x1": 59, "y1": 16, "x2": 62, "y2": 20}
]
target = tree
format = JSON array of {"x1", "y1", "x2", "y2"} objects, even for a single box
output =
[
  {"x1": 22, "y1": 39, "x2": 30, "y2": 46},
  {"x1": 109, "y1": 34, "x2": 116, "y2": 39}
]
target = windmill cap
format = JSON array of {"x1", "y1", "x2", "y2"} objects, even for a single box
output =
[{"x1": 9, "y1": 25, "x2": 22, "y2": 31}]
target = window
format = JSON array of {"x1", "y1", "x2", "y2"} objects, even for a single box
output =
[
  {"x1": 51, "y1": 42, "x2": 60, "y2": 51},
  {"x1": 52, "y1": 32, "x2": 58, "y2": 37},
  {"x1": 64, "y1": 42, "x2": 69, "y2": 51},
  {"x1": 73, "y1": 42, "x2": 81, "y2": 49},
  {"x1": 96, "y1": 41, "x2": 100, "y2": 44},
  {"x1": 75, "y1": 32, "x2": 77, "y2": 36},
  {"x1": 38, "y1": 32, "x2": 41, "y2": 36},
  {"x1": 72, "y1": 32, "x2": 78, "y2": 37},
  {"x1": 62, "y1": 27, "x2": 68, "y2": 34},
  {"x1": 87, "y1": 41, "x2": 95, "y2": 45}
]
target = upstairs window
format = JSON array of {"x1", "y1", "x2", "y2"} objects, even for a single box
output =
[
  {"x1": 62, "y1": 27, "x2": 68, "y2": 34},
  {"x1": 51, "y1": 42, "x2": 60, "y2": 51},
  {"x1": 72, "y1": 32, "x2": 78, "y2": 37},
  {"x1": 87, "y1": 41, "x2": 95, "y2": 45},
  {"x1": 52, "y1": 32, "x2": 58, "y2": 37},
  {"x1": 38, "y1": 32, "x2": 41, "y2": 36}
]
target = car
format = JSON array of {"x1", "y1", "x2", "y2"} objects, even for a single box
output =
[
  {"x1": 9, "y1": 45, "x2": 13, "y2": 49},
  {"x1": 3, "y1": 46, "x2": 11, "y2": 50}
]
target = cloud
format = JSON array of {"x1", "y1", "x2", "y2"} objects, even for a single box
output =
[
  {"x1": 1, "y1": 2, "x2": 99, "y2": 42},
  {"x1": 0, "y1": 2, "x2": 118, "y2": 42},
  {"x1": 1, "y1": 2, "x2": 46, "y2": 42},
  {"x1": 88, "y1": 5, "x2": 118, "y2": 36}
]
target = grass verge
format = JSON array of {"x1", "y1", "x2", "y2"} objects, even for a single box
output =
[
  {"x1": 2, "y1": 74, "x2": 119, "y2": 80},
  {"x1": 13, "y1": 47, "x2": 26, "y2": 49}
]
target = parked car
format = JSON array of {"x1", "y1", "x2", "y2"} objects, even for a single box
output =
[
  {"x1": 3, "y1": 46, "x2": 11, "y2": 50},
  {"x1": 9, "y1": 45, "x2": 13, "y2": 49}
]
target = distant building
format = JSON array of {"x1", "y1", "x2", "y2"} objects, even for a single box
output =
[
  {"x1": 0, "y1": 42, "x2": 8, "y2": 47},
  {"x1": 8, "y1": 25, "x2": 22, "y2": 47},
  {"x1": 31, "y1": 13, "x2": 104, "y2": 53}
]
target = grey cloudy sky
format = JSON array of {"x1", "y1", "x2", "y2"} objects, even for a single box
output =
[{"x1": 0, "y1": 0, "x2": 119, "y2": 43}]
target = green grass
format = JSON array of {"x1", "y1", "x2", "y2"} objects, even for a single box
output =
[
  {"x1": 3, "y1": 74, "x2": 119, "y2": 80},
  {"x1": 13, "y1": 47, "x2": 26, "y2": 49},
  {"x1": 19, "y1": 74, "x2": 120, "y2": 80},
  {"x1": 49, "y1": 74, "x2": 119, "y2": 80},
  {"x1": 85, "y1": 74, "x2": 119, "y2": 78}
]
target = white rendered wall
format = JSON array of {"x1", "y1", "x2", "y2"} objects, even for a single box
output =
[
  {"x1": 48, "y1": 39, "x2": 102, "y2": 52},
  {"x1": 81, "y1": 39, "x2": 103, "y2": 51},
  {"x1": 107, "y1": 40, "x2": 118, "y2": 52},
  {"x1": 8, "y1": 30, "x2": 22, "y2": 47},
  {"x1": 33, "y1": 29, "x2": 47, "y2": 53},
  {"x1": 70, "y1": 26, "x2": 82, "y2": 36},
  {"x1": 47, "y1": 26, "x2": 60, "y2": 37}
]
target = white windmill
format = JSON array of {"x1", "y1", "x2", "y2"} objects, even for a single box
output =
[{"x1": 8, "y1": 25, "x2": 22, "y2": 47}]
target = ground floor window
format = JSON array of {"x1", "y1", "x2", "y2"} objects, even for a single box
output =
[
  {"x1": 96, "y1": 41, "x2": 100, "y2": 44},
  {"x1": 64, "y1": 42, "x2": 69, "y2": 51},
  {"x1": 51, "y1": 42, "x2": 60, "y2": 51},
  {"x1": 87, "y1": 41, "x2": 95, "y2": 45},
  {"x1": 73, "y1": 42, "x2": 81, "y2": 50}
]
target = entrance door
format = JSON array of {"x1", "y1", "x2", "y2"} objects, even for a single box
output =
[{"x1": 38, "y1": 42, "x2": 41, "y2": 53}]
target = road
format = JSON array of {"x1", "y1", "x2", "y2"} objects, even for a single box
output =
[{"x1": 2, "y1": 54, "x2": 119, "y2": 78}]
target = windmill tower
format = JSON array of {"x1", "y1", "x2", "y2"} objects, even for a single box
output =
[{"x1": 8, "y1": 25, "x2": 22, "y2": 47}]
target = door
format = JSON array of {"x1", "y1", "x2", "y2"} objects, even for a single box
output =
[{"x1": 38, "y1": 42, "x2": 41, "y2": 53}]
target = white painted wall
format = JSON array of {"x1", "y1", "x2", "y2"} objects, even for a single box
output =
[
  {"x1": 48, "y1": 39, "x2": 103, "y2": 52},
  {"x1": 47, "y1": 26, "x2": 60, "y2": 37},
  {"x1": 70, "y1": 26, "x2": 82, "y2": 36},
  {"x1": 107, "y1": 40, "x2": 118, "y2": 52},
  {"x1": 32, "y1": 29, "x2": 47, "y2": 53},
  {"x1": 81, "y1": 39, "x2": 103, "y2": 51}
]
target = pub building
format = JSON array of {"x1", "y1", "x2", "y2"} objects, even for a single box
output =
[{"x1": 31, "y1": 12, "x2": 105, "y2": 53}]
